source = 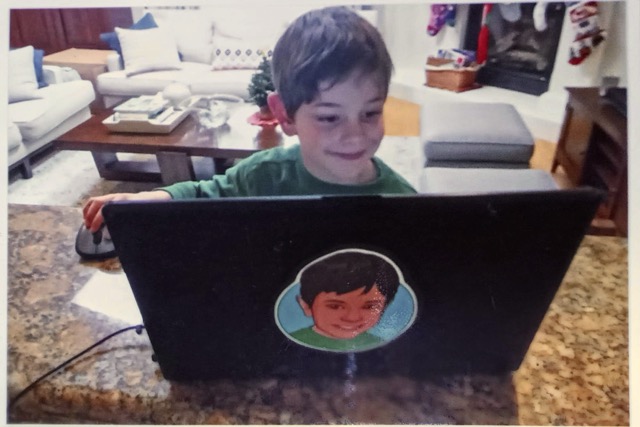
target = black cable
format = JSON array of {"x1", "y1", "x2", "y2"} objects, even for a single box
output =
[{"x1": 8, "y1": 324, "x2": 145, "y2": 410}]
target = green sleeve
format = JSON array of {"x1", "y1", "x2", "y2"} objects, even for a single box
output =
[{"x1": 160, "y1": 163, "x2": 251, "y2": 199}]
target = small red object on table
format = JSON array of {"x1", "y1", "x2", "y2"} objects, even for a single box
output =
[{"x1": 247, "y1": 111, "x2": 279, "y2": 128}]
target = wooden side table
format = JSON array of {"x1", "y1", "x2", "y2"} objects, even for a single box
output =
[
  {"x1": 552, "y1": 87, "x2": 627, "y2": 236},
  {"x1": 43, "y1": 48, "x2": 115, "y2": 112}
]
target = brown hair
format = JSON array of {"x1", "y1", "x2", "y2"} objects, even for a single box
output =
[
  {"x1": 299, "y1": 251, "x2": 400, "y2": 307},
  {"x1": 271, "y1": 6, "x2": 393, "y2": 118}
]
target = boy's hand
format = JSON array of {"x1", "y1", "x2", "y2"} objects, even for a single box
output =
[{"x1": 82, "y1": 191, "x2": 172, "y2": 232}]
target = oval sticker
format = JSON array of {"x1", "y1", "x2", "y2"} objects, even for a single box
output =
[{"x1": 274, "y1": 248, "x2": 417, "y2": 353}]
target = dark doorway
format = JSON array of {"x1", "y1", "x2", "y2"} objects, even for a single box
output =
[{"x1": 463, "y1": 3, "x2": 566, "y2": 95}]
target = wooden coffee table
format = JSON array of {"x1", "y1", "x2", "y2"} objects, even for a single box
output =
[{"x1": 56, "y1": 105, "x2": 296, "y2": 185}]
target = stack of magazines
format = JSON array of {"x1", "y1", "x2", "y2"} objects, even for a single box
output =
[
  {"x1": 104, "y1": 95, "x2": 190, "y2": 134},
  {"x1": 113, "y1": 96, "x2": 171, "y2": 121}
]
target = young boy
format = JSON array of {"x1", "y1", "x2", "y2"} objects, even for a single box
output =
[
  {"x1": 83, "y1": 6, "x2": 416, "y2": 232},
  {"x1": 291, "y1": 250, "x2": 400, "y2": 351}
]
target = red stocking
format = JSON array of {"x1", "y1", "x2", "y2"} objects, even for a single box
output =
[{"x1": 567, "y1": 1, "x2": 606, "y2": 65}]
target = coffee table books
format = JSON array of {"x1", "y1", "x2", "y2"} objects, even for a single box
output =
[
  {"x1": 103, "y1": 107, "x2": 190, "y2": 134},
  {"x1": 113, "y1": 95, "x2": 169, "y2": 119}
]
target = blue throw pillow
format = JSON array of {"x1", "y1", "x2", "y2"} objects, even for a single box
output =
[
  {"x1": 99, "y1": 12, "x2": 158, "y2": 58},
  {"x1": 33, "y1": 48, "x2": 48, "y2": 88}
]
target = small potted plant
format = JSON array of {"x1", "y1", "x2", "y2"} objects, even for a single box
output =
[{"x1": 247, "y1": 56, "x2": 276, "y2": 119}]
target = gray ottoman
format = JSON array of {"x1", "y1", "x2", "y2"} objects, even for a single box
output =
[
  {"x1": 419, "y1": 167, "x2": 558, "y2": 194},
  {"x1": 421, "y1": 102, "x2": 535, "y2": 168}
]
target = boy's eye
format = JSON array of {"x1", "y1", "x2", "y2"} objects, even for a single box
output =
[
  {"x1": 362, "y1": 302, "x2": 383, "y2": 311},
  {"x1": 364, "y1": 110, "x2": 382, "y2": 120},
  {"x1": 316, "y1": 115, "x2": 339, "y2": 123},
  {"x1": 325, "y1": 302, "x2": 344, "y2": 310}
]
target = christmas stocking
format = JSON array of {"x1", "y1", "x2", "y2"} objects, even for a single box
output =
[
  {"x1": 445, "y1": 4, "x2": 457, "y2": 27},
  {"x1": 567, "y1": 1, "x2": 606, "y2": 65},
  {"x1": 427, "y1": 4, "x2": 449, "y2": 36},
  {"x1": 498, "y1": 3, "x2": 521, "y2": 23},
  {"x1": 533, "y1": 2, "x2": 549, "y2": 31}
]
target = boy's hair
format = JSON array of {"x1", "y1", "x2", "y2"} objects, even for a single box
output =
[
  {"x1": 299, "y1": 251, "x2": 400, "y2": 306},
  {"x1": 271, "y1": 6, "x2": 394, "y2": 118}
]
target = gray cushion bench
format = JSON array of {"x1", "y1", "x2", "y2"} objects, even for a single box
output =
[
  {"x1": 420, "y1": 101, "x2": 535, "y2": 168},
  {"x1": 419, "y1": 167, "x2": 558, "y2": 194}
]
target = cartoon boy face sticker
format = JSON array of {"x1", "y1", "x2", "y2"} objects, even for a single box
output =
[
  {"x1": 297, "y1": 284, "x2": 387, "y2": 340},
  {"x1": 275, "y1": 249, "x2": 417, "y2": 353}
]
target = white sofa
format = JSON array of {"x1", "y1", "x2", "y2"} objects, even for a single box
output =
[
  {"x1": 98, "y1": 63, "x2": 257, "y2": 109},
  {"x1": 96, "y1": 6, "x2": 300, "y2": 108},
  {"x1": 96, "y1": 6, "x2": 378, "y2": 108},
  {"x1": 8, "y1": 46, "x2": 95, "y2": 178}
]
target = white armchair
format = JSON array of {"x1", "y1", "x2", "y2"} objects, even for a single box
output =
[{"x1": 8, "y1": 46, "x2": 95, "y2": 178}]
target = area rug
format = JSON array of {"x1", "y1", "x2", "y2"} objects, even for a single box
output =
[{"x1": 7, "y1": 150, "x2": 158, "y2": 207}]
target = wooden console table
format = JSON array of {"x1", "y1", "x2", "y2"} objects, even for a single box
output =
[{"x1": 552, "y1": 87, "x2": 627, "y2": 236}]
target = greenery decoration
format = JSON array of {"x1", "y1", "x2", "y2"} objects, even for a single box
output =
[{"x1": 247, "y1": 56, "x2": 275, "y2": 108}]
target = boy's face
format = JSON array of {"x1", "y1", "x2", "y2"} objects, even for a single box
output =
[
  {"x1": 273, "y1": 70, "x2": 386, "y2": 185},
  {"x1": 299, "y1": 284, "x2": 387, "y2": 339}
]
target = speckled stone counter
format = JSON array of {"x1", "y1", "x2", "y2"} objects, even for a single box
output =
[{"x1": 7, "y1": 204, "x2": 629, "y2": 424}]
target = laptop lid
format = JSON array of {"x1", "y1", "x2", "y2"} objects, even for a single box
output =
[{"x1": 102, "y1": 188, "x2": 602, "y2": 381}]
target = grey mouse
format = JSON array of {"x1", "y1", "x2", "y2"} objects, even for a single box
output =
[{"x1": 75, "y1": 224, "x2": 117, "y2": 260}]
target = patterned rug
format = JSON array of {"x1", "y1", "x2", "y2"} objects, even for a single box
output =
[
  {"x1": 7, "y1": 136, "x2": 424, "y2": 207},
  {"x1": 7, "y1": 149, "x2": 159, "y2": 207}
]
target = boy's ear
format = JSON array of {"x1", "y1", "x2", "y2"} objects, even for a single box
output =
[
  {"x1": 267, "y1": 92, "x2": 297, "y2": 136},
  {"x1": 297, "y1": 295, "x2": 313, "y2": 317}
]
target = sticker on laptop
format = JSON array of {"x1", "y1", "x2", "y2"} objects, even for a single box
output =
[{"x1": 274, "y1": 248, "x2": 417, "y2": 353}]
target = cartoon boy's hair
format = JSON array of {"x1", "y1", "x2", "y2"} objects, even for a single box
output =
[
  {"x1": 299, "y1": 251, "x2": 400, "y2": 307},
  {"x1": 271, "y1": 6, "x2": 394, "y2": 118}
]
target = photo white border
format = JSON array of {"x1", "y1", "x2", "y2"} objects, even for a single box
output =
[{"x1": 1, "y1": 0, "x2": 636, "y2": 425}]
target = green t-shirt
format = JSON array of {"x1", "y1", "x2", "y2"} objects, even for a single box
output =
[
  {"x1": 161, "y1": 145, "x2": 416, "y2": 199},
  {"x1": 289, "y1": 326, "x2": 383, "y2": 351}
]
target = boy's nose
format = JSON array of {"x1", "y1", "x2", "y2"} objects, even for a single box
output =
[
  {"x1": 342, "y1": 119, "x2": 367, "y2": 142},
  {"x1": 342, "y1": 307, "x2": 363, "y2": 322}
]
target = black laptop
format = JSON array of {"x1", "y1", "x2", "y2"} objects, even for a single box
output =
[{"x1": 102, "y1": 188, "x2": 602, "y2": 381}]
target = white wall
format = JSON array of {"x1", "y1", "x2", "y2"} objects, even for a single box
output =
[
  {"x1": 378, "y1": 3, "x2": 468, "y2": 71},
  {"x1": 598, "y1": 1, "x2": 627, "y2": 86}
]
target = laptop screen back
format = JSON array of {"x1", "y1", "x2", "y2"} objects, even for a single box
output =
[{"x1": 102, "y1": 189, "x2": 601, "y2": 381}]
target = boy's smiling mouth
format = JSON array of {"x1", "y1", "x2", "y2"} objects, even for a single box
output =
[
  {"x1": 327, "y1": 150, "x2": 367, "y2": 161},
  {"x1": 333, "y1": 323, "x2": 365, "y2": 331}
]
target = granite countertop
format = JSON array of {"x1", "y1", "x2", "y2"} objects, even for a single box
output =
[{"x1": 6, "y1": 204, "x2": 629, "y2": 424}]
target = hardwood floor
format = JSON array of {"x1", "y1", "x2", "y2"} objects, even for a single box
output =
[
  {"x1": 383, "y1": 96, "x2": 571, "y2": 188},
  {"x1": 383, "y1": 97, "x2": 421, "y2": 137}
]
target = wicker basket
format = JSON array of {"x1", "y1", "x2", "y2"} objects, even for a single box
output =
[{"x1": 425, "y1": 57, "x2": 478, "y2": 92}]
